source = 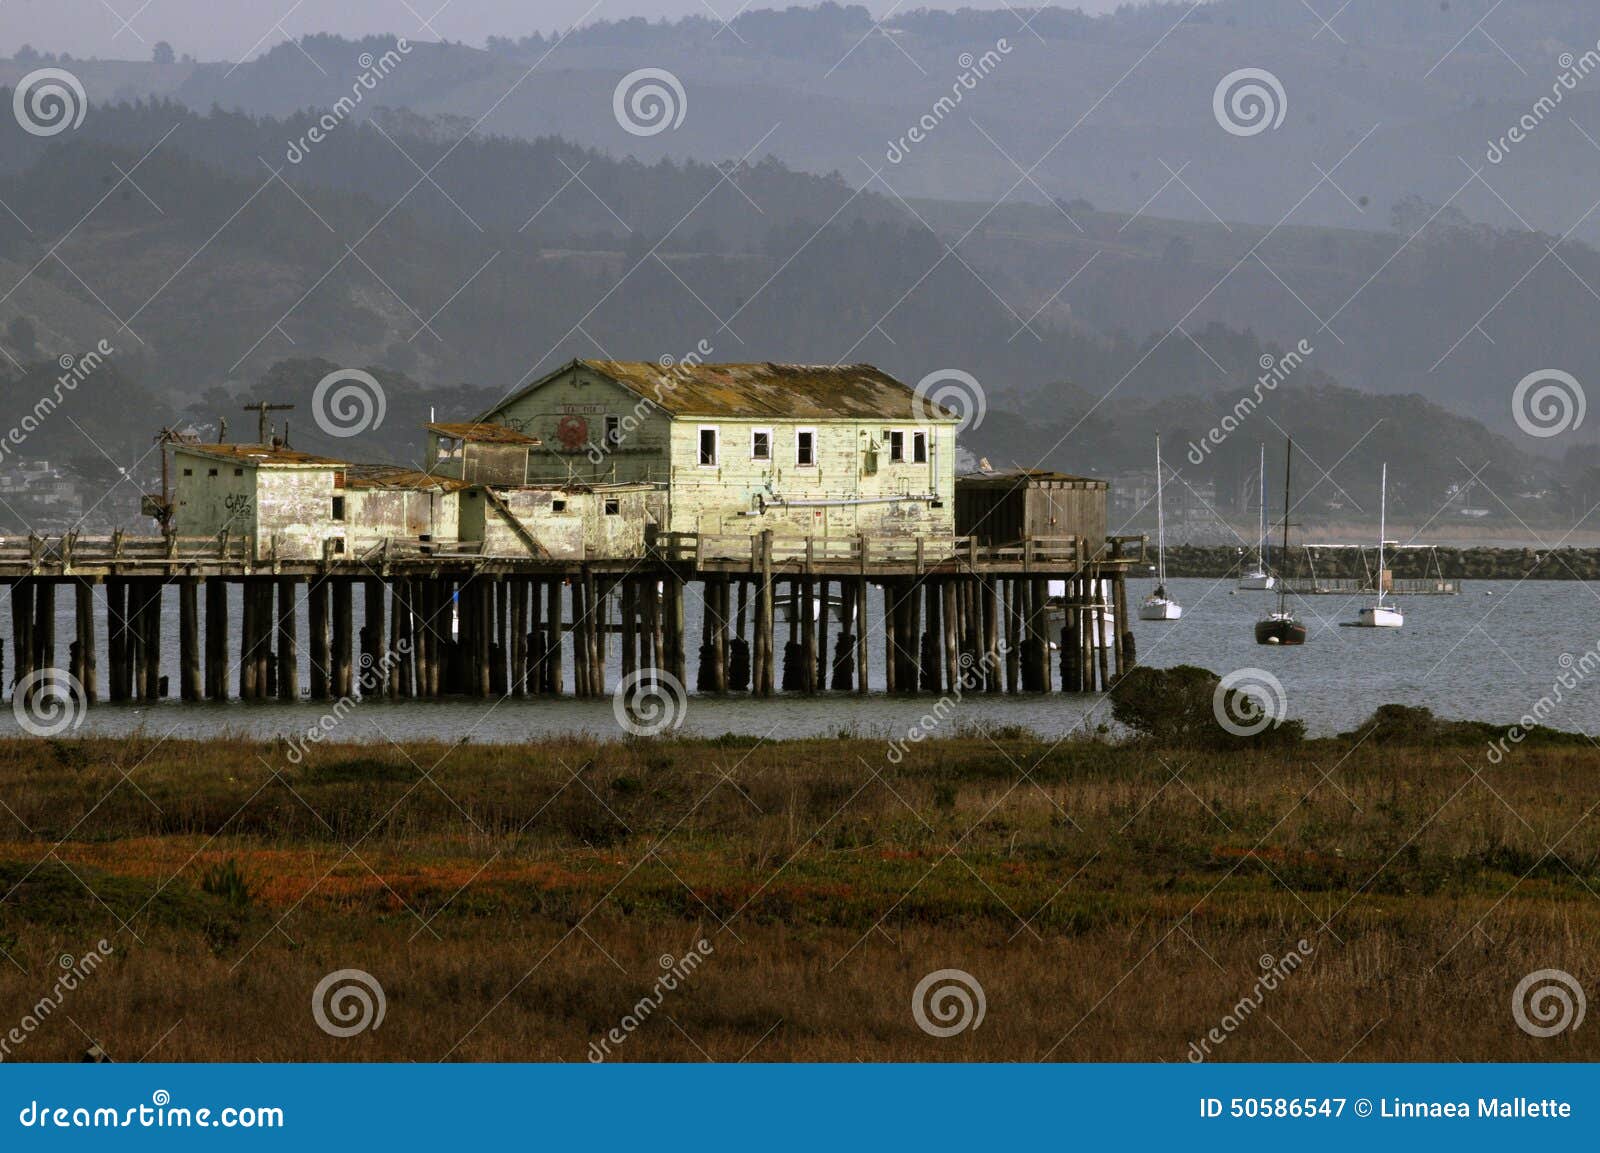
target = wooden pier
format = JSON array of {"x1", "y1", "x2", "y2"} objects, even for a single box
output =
[{"x1": 0, "y1": 530, "x2": 1146, "y2": 709}]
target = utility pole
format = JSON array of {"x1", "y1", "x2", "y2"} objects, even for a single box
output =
[{"x1": 241, "y1": 401, "x2": 294, "y2": 445}]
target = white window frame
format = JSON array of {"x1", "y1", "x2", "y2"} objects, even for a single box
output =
[
  {"x1": 750, "y1": 426, "x2": 773, "y2": 462},
  {"x1": 889, "y1": 429, "x2": 905, "y2": 463},
  {"x1": 912, "y1": 430, "x2": 927, "y2": 464},
  {"x1": 697, "y1": 425, "x2": 719, "y2": 468},
  {"x1": 795, "y1": 427, "x2": 817, "y2": 468}
]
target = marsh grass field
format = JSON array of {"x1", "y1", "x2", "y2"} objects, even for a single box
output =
[{"x1": 0, "y1": 712, "x2": 1596, "y2": 1062}]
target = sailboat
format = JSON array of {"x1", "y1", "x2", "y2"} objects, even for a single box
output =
[
  {"x1": 1352, "y1": 463, "x2": 1403, "y2": 628},
  {"x1": 1238, "y1": 442, "x2": 1276, "y2": 590},
  {"x1": 1254, "y1": 438, "x2": 1308, "y2": 645},
  {"x1": 1139, "y1": 435, "x2": 1183, "y2": 621}
]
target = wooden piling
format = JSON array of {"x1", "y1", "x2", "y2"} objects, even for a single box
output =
[
  {"x1": 33, "y1": 581, "x2": 55, "y2": 685},
  {"x1": 178, "y1": 579, "x2": 199, "y2": 702},
  {"x1": 546, "y1": 580, "x2": 564, "y2": 696},
  {"x1": 854, "y1": 576, "x2": 869, "y2": 695},
  {"x1": 203, "y1": 578, "x2": 226, "y2": 701},
  {"x1": 76, "y1": 581, "x2": 98, "y2": 703}
]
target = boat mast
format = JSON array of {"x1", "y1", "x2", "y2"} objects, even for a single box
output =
[
  {"x1": 1258, "y1": 441, "x2": 1267, "y2": 570},
  {"x1": 1154, "y1": 435, "x2": 1166, "y2": 588},
  {"x1": 1278, "y1": 438, "x2": 1293, "y2": 614},
  {"x1": 1377, "y1": 462, "x2": 1387, "y2": 608}
]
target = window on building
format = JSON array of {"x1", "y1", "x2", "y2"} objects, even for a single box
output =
[
  {"x1": 698, "y1": 426, "x2": 719, "y2": 467},
  {"x1": 604, "y1": 499, "x2": 620, "y2": 515},
  {"x1": 552, "y1": 499, "x2": 567, "y2": 513},
  {"x1": 331, "y1": 496, "x2": 345, "y2": 521},
  {"x1": 437, "y1": 437, "x2": 463, "y2": 462},
  {"x1": 889, "y1": 430, "x2": 905, "y2": 463},
  {"x1": 182, "y1": 468, "x2": 192, "y2": 477},
  {"x1": 796, "y1": 428, "x2": 816, "y2": 467},
  {"x1": 331, "y1": 538, "x2": 346, "y2": 555},
  {"x1": 207, "y1": 468, "x2": 218, "y2": 477},
  {"x1": 333, "y1": 470, "x2": 346, "y2": 489},
  {"x1": 605, "y1": 415, "x2": 621, "y2": 447},
  {"x1": 751, "y1": 428, "x2": 771, "y2": 461},
  {"x1": 913, "y1": 431, "x2": 928, "y2": 464},
  {"x1": 234, "y1": 468, "x2": 243, "y2": 477}
]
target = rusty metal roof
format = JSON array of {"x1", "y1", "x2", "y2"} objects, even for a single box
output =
[
  {"x1": 427, "y1": 422, "x2": 542, "y2": 445},
  {"x1": 344, "y1": 465, "x2": 471, "y2": 493},
  {"x1": 175, "y1": 443, "x2": 347, "y2": 467},
  {"x1": 488, "y1": 359, "x2": 959, "y2": 422},
  {"x1": 958, "y1": 468, "x2": 1107, "y2": 487}
]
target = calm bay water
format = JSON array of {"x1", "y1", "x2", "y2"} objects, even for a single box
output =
[{"x1": 0, "y1": 577, "x2": 1590, "y2": 743}]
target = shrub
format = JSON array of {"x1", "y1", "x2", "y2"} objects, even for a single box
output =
[
  {"x1": 199, "y1": 858, "x2": 254, "y2": 909},
  {"x1": 1109, "y1": 665, "x2": 1304, "y2": 747}
]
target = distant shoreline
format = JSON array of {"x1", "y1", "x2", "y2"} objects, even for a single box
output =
[{"x1": 1157, "y1": 544, "x2": 1600, "y2": 581}]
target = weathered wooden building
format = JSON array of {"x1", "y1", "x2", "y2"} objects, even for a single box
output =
[
  {"x1": 956, "y1": 469, "x2": 1109, "y2": 560},
  {"x1": 426, "y1": 422, "x2": 542, "y2": 485},
  {"x1": 474, "y1": 359, "x2": 960, "y2": 538},
  {"x1": 171, "y1": 443, "x2": 352, "y2": 558}
]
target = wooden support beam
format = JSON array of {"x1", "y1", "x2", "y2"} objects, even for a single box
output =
[
  {"x1": 854, "y1": 576, "x2": 869, "y2": 696},
  {"x1": 177, "y1": 579, "x2": 199, "y2": 702},
  {"x1": 277, "y1": 578, "x2": 298, "y2": 701},
  {"x1": 308, "y1": 577, "x2": 330, "y2": 701},
  {"x1": 204, "y1": 577, "x2": 226, "y2": 701},
  {"x1": 799, "y1": 575, "x2": 815, "y2": 694},
  {"x1": 332, "y1": 579, "x2": 353, "y2": 699},
  {"x1": 34, "y1": 580, "x2": 55, "y2": 682},
  {"x1": 546, "y1": 580, "x2": 564, "y2": 696},
  {"x1": 76, "y1": 580, "x2": 98, "y2": 703},
  {"x1": 11, "y1": 578, "x2": 34, "y2": 700}
]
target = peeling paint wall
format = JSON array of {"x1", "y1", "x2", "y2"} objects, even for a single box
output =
[
  {"x1": 487, "y1": 366, "x2": 673, "y2": 485},
  {"x1": 466, "y1": 486, "x2": 659, "y2": 559}
]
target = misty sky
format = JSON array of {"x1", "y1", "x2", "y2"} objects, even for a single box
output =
[{"x1": 1, "y1": 0, "x2": 1134, "y2": 61}]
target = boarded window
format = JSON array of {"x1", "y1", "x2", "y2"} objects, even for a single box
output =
[
  {"x1": 331, "y1": 496, "x2": 345, "y2": 521},
  {"x1": 796, "y1": 429, "x2": 816, "y2": 467},
  {"x1": 698, "y1": 427, "x2": 718, "y2": 467},
  {"x1": 333, "y1": 470, "x2": 346, "y2": 489},
  {"x1": 913, "y1": 431, "x2": 927, "y2": 464},
  {"x1": 889, "y1": 431, "x2": 904, "y2": 463},
  {"x1": 751, "y1": 428, "x2": 771, "y2": 461}
]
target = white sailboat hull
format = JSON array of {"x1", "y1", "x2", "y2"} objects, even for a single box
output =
[
  {"x1": 1238, "y1": 571, "x2": 1275, "y2": 591},
  {"x1": 1354, "y1": 605, "x2": 1404, "y2": 628},
  {"x1": 1138, "y1": 597, "x2": 1183, "y2": 621}
]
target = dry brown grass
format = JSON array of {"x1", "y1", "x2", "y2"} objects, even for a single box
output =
[{"x1": 0, "y1": 726, "x2": 1596, "y2": 1061}]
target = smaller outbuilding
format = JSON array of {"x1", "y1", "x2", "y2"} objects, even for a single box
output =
[{"x1": 955, "y1": 468, "x2": 1109, "y2": 560}]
